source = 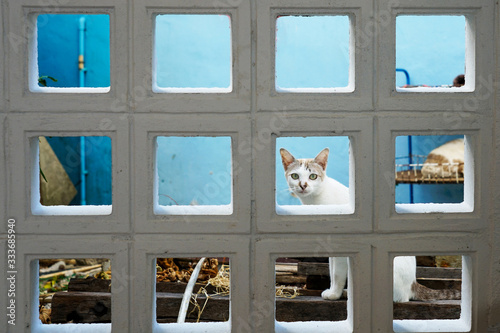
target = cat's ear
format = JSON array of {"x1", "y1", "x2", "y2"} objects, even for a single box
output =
[
  {"x1": 314, "y1": 148, "x2": 329, "y2": 170},
  {"x1": 280, "y1": 148, "x2": 295, "y2": 170}
]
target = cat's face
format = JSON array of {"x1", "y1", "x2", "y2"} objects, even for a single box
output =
[{"x1": 280, "y1": 148, "x2": 329, "y2": 198}]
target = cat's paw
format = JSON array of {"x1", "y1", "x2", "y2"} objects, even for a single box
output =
[{"x1": 321, "y1": 288, "x2": 343, "y2": 300}]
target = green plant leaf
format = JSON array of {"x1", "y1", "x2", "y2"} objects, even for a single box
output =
[
  {"x1": 40, "y1": 169, "x2": 48, "y2": 183},
  {"x1": 38, "y1": 76, "x2": 58, "y2": 87}
]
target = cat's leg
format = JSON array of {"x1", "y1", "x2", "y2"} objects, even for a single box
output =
[
  {"x1": 393, "y1": 256, "x2": 417, "y2": 302},
  {"x1": 321, "y1": 257, "x2": 348, "y2": 300}
]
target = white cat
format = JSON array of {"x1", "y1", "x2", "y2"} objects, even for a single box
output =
[
  {"x1": 421, "y1": 138, "x2": 464, "y2": 178},
  {"x1": 280, "y1": 148, "x2": 460, "y2": 302},
  {"x1": 279, "y1": 147, "x2": 348, "y2": 205}
]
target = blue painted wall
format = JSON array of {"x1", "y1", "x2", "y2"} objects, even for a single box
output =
[
  {"x1": 276, "y1": 16, "x2": 350, "y2": 89},
  {"x1": 38, "y1": 14, "x2": 111, "y2": 205},
  {"x1": 156, "y1": 137, "x2": 232, "y2": 206},
  {"x1": 154, "y1": 15, "x2": 231, "y2": 89},
  {"x1": 37, "y1": 14, "x2": 110, "y2": 88},
  {"x1": 396, "y1": 15, "x2": 466, "y2": 87},
  {"x1": 38, "y1": 14, "x2": 465, "y2": 206}
]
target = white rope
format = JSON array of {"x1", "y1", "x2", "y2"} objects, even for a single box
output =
[{"x1": 177, "y1": 257, "x2": 206, "y2": 323}]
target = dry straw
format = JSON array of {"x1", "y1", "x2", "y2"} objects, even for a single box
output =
[{"x1": 189, "y1": 264, "x2": 230, "y2": 322}]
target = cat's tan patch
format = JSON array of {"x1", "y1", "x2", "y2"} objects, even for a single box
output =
[
  {"x1": 280, "y1": 148, "x2": 296, "y2": 170},
  {"x1": 421, "y1": 139, "x2": 465, "y2": 178},
  {"x1": 314, "y1": 148, "x2": 329, "y2": 170},
  {"x1": 425, "y1": 153, "x2": 448, "y2": 165},
  {"x1": 423, "y1": 153, "x2": 464, "y2": 177},
  {"x1": 411, "y1": 281, "x2": 461, "y2": 301},
  {"x1": 300, "y1": 159, "x2": 326, "y2": 180}
]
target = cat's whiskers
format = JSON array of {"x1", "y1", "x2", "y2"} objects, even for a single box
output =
[{"x1": 276, "y1": 188, "x2": 294, "y2": 194}]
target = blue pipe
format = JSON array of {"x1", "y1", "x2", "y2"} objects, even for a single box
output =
[
  {"x1": 80, "y1": 137, "x2": 87, "y2": 205},
  {"x1": 396, "y1": 68, "x2": 410, "y2": 85},
  {"x1": 408, "y1": 136, "x2": 413, "y2": 203},
  {"x1": 79, "y1": 17, "x2": 87, "y2": 87},
  {"x1": 79, "y1": 17, "x2": 87, "y2": 205},
  {"x1": 396, "y1": 67, "x2": 414, "y2": 202}
]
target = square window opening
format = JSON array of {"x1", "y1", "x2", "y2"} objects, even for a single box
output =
[
  {"x1": 34, "y1": 258, "x2": 112, "y2": 328},
  {"x1": 155, "y1": 257, "x2": 230, "y2": 326},
  {"x1": 33, "y1": 136, "x2": 112, "y2": 215},
  {"x1": 276, "y1": 136, "x2": 354, "y2": 215},
  {"x1": 395, "y1": 15, "x2": 474, "y2": 93},
  {"x1": 395, "y1": 135, "x2": 473, "y2": 213},
  {"x1": 393, "y1": 255, "x2": 471, "y2": 332},
  {"x1": 275, "y1": 257, "x2": 353, "y2": 332},
  {"x1": 153, "y1": 14, "x2": 232, "y2": 93},
  {"x1": 154, "y1": 136, "x2": 233, "y2": 215},
  {"x1": 31, "y1": 14, "x2": 111, "y2": 93},
  {"x1": 275, "y1": 15, "x2": 353, "y2": 93}
]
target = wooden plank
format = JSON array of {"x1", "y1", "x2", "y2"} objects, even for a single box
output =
[
  {"x1": 156, "y1": 292, "x2": 229, "y2": 323},
  {"x1": 418, "y1": 278, "x2": 461, "y2": 291},
  {"x1": 297, "y1": 262, "x2": 462, "y2": 280},
  {"x1": 71, "y1": 276, "x2": 458, "y2": 293},
  {"x1": 417, "y1": 255, "x2": 462, "y2": 268},
  {"x1": 276, "y1": 287, "x2": 323, "y2": 297},
  {"x1": 275, "y1": 263, "x2": 298, "y2": 273},
  {"x1": 276, "y1": 275, "x2": 307, "y2": 285},
  {"x1": 278, "y1": 298, "x2": 460, "y2": 321},
  {"x1": 51, "y1": 292, "x2": 111, "y2": 323},
  {"x1": 297, "y1": 262, "x2": 329, "y2": 276},
  {"x1": 276, "y1": 296, "x2": 347, "y2": 322},
  {"x1": 67, "y1": 277, "x2": 110, "y2": 292},
  {"x1": 50, "y1": 291, "x2": 461, "y2": 323},
  {"x1": 393, "y1": 300, "x2": 461, "y2": 320},
  {"x1": 417, "y1": 267, "x2": 462, "y2": 279},
  {"x1": 67, "y1": 278, "x2": 218, "y2": 294},
  {"x1": 39, "y1": 264, "x2": 103, "y2": 279},
  {"x1": 156, "y1": 281, "x2": 218, "y2": 294}
]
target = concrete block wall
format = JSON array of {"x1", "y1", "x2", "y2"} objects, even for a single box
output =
[{"x1": 1, "y1": 0, "x2": 499, "y2": 332}]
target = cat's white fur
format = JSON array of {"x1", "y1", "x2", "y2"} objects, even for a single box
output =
[
  {"x1": 280, "y1": 148, "x2": 349, "y2": 205},
  {"x1": 280, "y1": 148, "x2": 417, "y2": 302},
  {"x1": 421, "y1": 138, "x2": 464, "y2": 178}
]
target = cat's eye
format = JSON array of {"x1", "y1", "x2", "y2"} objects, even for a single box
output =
[
  {"x1": 309, "y1": 174, "x2": 318, "y2": 180},
  {"x1": 290, "y1": 173, "x2": 299, "y2": 180}
]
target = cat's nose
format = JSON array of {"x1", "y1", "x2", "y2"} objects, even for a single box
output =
[{"x1": 299, "y1": 182, "x2": 308, "y2": 190}]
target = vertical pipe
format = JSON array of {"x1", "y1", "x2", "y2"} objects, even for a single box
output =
[
  {"x1": 78, "y1": 17, "x2": 86, "y2": 87},
  {"x1": 80, "y1": 137, "x2": 87, "y2": 205},
  {"x1": 408, "y1": 136, "x2": 414, "y2": 203},
  {"x1": 79, "y1": 17, "x2": 87, "y2": 205}
]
